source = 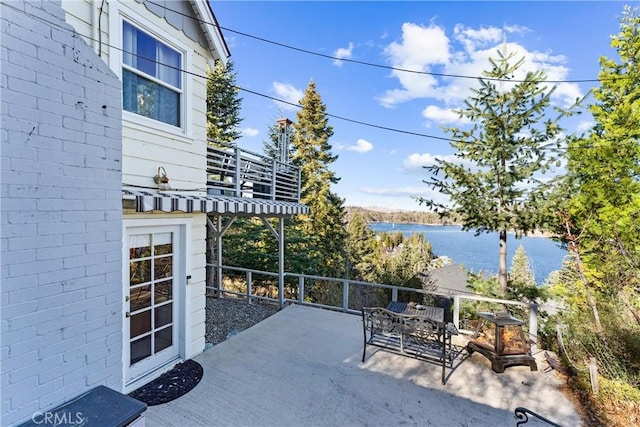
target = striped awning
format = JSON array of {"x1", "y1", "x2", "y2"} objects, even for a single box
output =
[{"x1": 122, "y1": 188, "x2": 309, "y2": 216}]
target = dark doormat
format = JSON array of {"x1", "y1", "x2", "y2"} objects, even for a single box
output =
[{"x1": 128, "y1": 360, "x2": 203, "y2": 406}]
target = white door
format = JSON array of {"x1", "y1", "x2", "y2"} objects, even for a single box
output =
[{"x1": 125, "y1": 226, "x2": 182, "y2": 383}]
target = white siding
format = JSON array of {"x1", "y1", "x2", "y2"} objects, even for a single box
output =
[
  {"x1": 59, "y1": 0, "x2": 219, "y2": 383},
  {"x1": 63, "y1": 0, "x2": 214, "y2": 190}
]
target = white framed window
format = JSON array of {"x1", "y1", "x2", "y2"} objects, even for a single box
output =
[{"x1": 122, "y1": 20, "x2": 183, "y2": 128}]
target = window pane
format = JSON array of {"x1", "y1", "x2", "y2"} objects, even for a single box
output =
[
  {"x1": 122, "y1": 69, "x2": 138, "y2": 115},
  {"x1": 157, "y1": 85, "x2": 180, "y2": 127},
  {"x1": 155, "y1": 280, "x2": 173, "y2": 304},
  {"x1": 154, "y1": 256, "x2": 173, "y2": 280},
  {"x1": 135, "y1": 28, "x2": 156, "y2": 77},
  {"x1": 122, "y1": 69, "x2": 180, "y2": 127},
  {"x1": 158, "y1": 44, "x2": 181, "y2": 88},
  {"x1": 154, "y1": 233, "x2": 173, "y2": 255},
  {"x1": 131, "y1": 335, "x2": 151, "y2": 365},
  {"x1": 129, "y1": 234, "x2": 151, "y2": 259},
  {"x1": 155, "y1": 327, "x2": 173, "y2": 353},
  {"x1": 123, "y1": 21, "x2": 136, "y2": 68},
  {"x1": 130, "y1": 285, "x2": 152, "y2": 312},
  {"x1": 131, "y1": 310, "x2": 151, "y2": 338},
  {"x1": 130, "y1": 260, "x2": 151, "y2": 285},
  {"x1": 155, "y1": 303, "x2": 173, "y2": 328}
]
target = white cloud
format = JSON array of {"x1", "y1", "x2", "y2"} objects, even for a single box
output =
[
  {"x1": 378, "y1": 23, "x2": 450, "y2": 107},
  {"x1": 272, "y1": 82, "x2": 303, "y2": 111},
  {"x1": 576, "y1": 120, "x2": 593, "y2": 133},
  {"x1": 403, "y1": 152, "x2": 459, "y2": 170},
  {"x1": 360, "y1": 185, "x2": 433, "y2": 197},
  {"x1": 242, "y1": 127, "x2": 259, "y2": 137},
  {"x1": 345, "y1": 139, "x2": 373, "y2": 153},
  {"x1": 379, "y1": 22, "x2": 583, "y2": 111},
  {"x1": 454, "y1": 24, "x2": 502, "y2": 53},
  {"x1": 333, "y1": 42, "x2": 354, "y2": 67},
  {"x1": 359, "y1": 185, "x2": 450, "y2": 206},
  {"x1": 422, "y1": 105, "x2": 470, "y2": 126}
]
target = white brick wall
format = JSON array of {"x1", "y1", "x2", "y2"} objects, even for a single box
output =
[{"x1": 1, "y1": 1, "x2": 123, "y2": 425}]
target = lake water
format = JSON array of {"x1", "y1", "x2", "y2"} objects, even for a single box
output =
[{"x1": 368, "y1": 223, "x2": 567, "y2": 284}]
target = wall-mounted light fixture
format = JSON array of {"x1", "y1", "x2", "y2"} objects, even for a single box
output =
[{"x1": 153, "y1": 166, "x2": 170, "y2": 190}]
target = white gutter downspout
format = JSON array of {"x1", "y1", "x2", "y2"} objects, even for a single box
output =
[{"x1": 92, "y1": 0, "x2": 99, "y2": 55}]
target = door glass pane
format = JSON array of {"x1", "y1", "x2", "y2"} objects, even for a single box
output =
[
  {"x1": 130, "y1": 260, "x2": 151, "y2": 285},
  {"x1": 130, "y1": 285, "x2": 152, "y2": 312},
  {"x1": 155, "y1": 326, "x2": 173, "y2": 353},
  {"x1": 131, "y1": 335, "x2": 152, "y2": 365},
  {"x1": 129, "y1": 229, "x2": 177, "y2": 369},
  {"x1": 154, "y1": 232, "x2": 173, "y2": 255},
  {"x1": 129, "y1": 234, "x2": 151, "y2": 259},
  {"x1": 154, "y1": 256, "x2": 173, "y2": 280},
  {"x1": 131, "y1": 310, "x2": 151, "y2": 338},
  {"x1": 155, "y1": 303, "x2": 173, "y2": 328},
  {"x1": 155, "y1": 280, "x2": 172, "y2": 304}
]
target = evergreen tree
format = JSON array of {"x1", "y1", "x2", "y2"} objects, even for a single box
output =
[
  {"x1": 562, "y1": 5, "x2": 640, "y2": 294},
  {"x1": 421, "y1": 48, "x2": 573, "y2": 294},
  {"x1": 346, "y1": 212, "x2": 379, "y2": 282},
  {"x1": 507, "y1": 244, "x2": 545, "y2": 303},
  {"x1": 291, "y1": 81, "x2": 347, "y2": 278},
  {"x1": 546, "y1": 5, "x2": 640, "y2": 342},
  {"x1": 377, "y1": 233, "x2": 434, "y2": 300},
  {"x1": 206, "y1": 60, "x2": 242, "y2": 144},
  {"x1": 509, "y1": 245, "x2": 535, "y2": 287}
]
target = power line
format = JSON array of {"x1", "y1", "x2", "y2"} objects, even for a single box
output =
[
  {"x1": 4, "y1": 1, "x2": 458, "y2": 142},
  {"x1": 145, "y1": 0, "x2": 614, "y2": 84},
  {"x1": 5, "y1": 1, "x2": 591, "y2": 149}
]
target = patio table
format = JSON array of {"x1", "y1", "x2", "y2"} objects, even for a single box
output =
[{"x1": 386, "y1": 301, "x2": 458, "y2": 335}]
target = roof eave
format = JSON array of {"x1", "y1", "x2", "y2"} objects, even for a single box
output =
[{"x1": 191, "y1": 0, "x2": 231, "y2": 65}]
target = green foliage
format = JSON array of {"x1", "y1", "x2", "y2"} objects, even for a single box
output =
[
  {"x1": 507, "y1": 245, "x2": 550, "y2": 302},
  {"x1": 206, "y1": 60, "x2": 242, "y2": 144},
  {"x1": 556, "y1": 5, "x2": 640, "y2": 296},
  {"x1": 291, "y1": 81, "x2": 347, "y2": 279},
  {"x1": 510, "y1": 245, "x2": 536, "y2": 287},
  {"x1": 346, "y1": 212, "x2": 379, "y2": 282},
  {"x1": 539, "y1": 8, "x2": 640, "y2": 408},
  {"x1": 421, "y1": 48, "x2": 575, "y2": 293},
  {"x1": 219, "y1": 218, "x2": 276, "y2": 271},
  {"x1": 375, "y1": 233, "x2": 434, "y2": 301},
  {"x1": 345, "y1": 207, "x2": 455, "y2": 225}
]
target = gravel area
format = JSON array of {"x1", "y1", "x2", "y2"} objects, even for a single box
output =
[{"x1": 205, "y1": 295, "x2": 281, "y2": 345}]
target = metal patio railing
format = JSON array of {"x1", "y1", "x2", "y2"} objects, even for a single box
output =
[
  {"x1": 206, "y1": 142, "x2": 301, "y2": 202},
  {"x1": 206, "y1": 264, "x2": 541, "y2": 342}
]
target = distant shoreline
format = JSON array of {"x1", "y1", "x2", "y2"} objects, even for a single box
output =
[{"x1": 369, "y1": 221, "x2": 556, "y2": 239}]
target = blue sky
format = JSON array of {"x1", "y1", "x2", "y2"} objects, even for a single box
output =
[{"x1": 211, "y1": 1, "x2": 630, "y2": 211}]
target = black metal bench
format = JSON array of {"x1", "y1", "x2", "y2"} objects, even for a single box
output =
[{"x1": 361, "y1": 307, "x2": 455, "y2": 384}]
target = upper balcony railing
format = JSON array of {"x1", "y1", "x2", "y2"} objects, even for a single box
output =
[{"x1": 206, "y1": 141, "x2": 302, "y2": 203}]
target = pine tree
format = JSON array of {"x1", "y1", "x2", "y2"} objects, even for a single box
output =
[
  {"x1": 421, "y1": 48, "x2": 574, "y2": 294},
  {"x1": 509, "y1": 245, "x2": 535, "y2": 287},
  {"x1": 346, "y1": 212, "x2": 379, "y2": 282},
  {"x1": 206, "y1": 60, "x2": 242, "y2": 145},
  {"x1": 563, "y1": 5, "x2": 640, "y2": 293},
  {"x1": 291, "y1": 81, "x2": 347, "y2": 278},
  {"x1": 547, "y1": 5, "x2": 640, "y2": 339}
]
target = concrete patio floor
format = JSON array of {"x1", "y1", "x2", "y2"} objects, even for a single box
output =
[{"x1": 144, "y1": 304, "x2": 582, "y2": 427}]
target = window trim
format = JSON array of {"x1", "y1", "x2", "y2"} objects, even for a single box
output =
[{"x1": 109, "y1": 4, "x2": 192, "y2": 139}]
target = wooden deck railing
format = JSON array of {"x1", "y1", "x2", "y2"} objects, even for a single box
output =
[{"x1": 206, "y1": 141, "x2": 301, "y2": 202}]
